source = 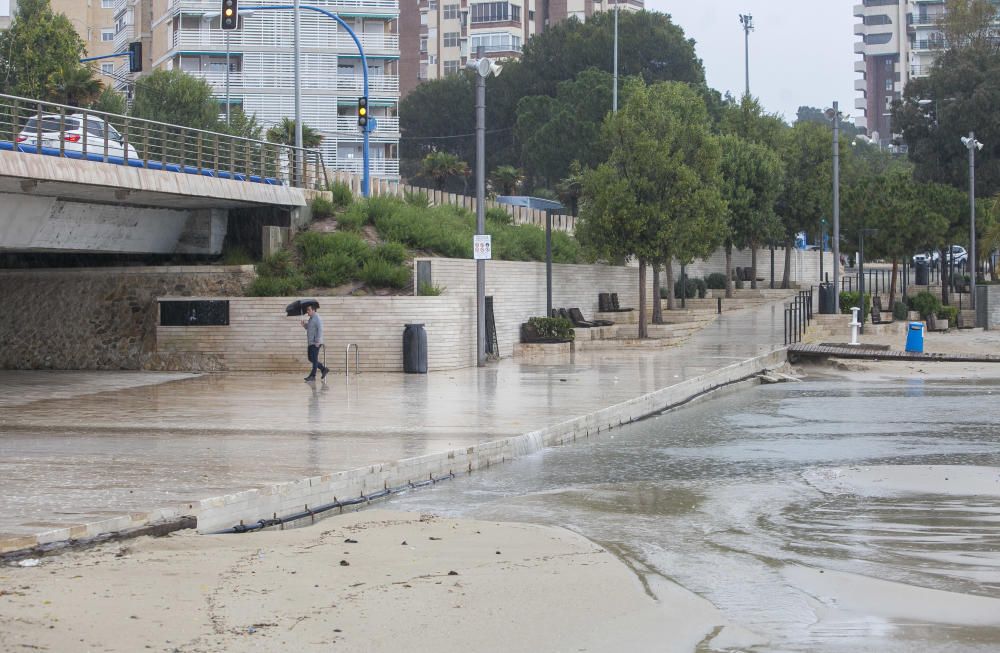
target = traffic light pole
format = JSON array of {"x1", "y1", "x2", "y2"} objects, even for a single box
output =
[{"x1": 242, "y1": 4, "x2": 371, "y2": 196}]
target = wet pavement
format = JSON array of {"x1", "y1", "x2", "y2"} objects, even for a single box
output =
[{"x1": 0, "y1": 302, "x2": 787, "y2": 542}]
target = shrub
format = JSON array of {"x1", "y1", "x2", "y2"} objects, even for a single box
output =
[
  {"x1": 552, "y1": 232, "x2": 582, "y2": 264},
  {"x1": 705, "y1": 272, "x2": 728, "y2": 290},
  {"x1": 311, "y1": 196, "x2": 335, "y2": 218},
  {"x1": 694, "y1": 277, "x2": 707, "y2": 298},
  {"x1": 937, "y1": 305, "x2": 958, "y2": 322},
  {"x1": 363, "y1": 196, "x2": 402, "y2": 224},
  {"x1": 336, "y1": 203, "x2": 368, "y2": 231},
  {"x1": 404, "y1": 189, "x2": 430, "y2": 208},
  {"x1": 374, "y1": 241, "x2": 409, "y2": 265},
  {"x1": 305, "y1": 252, "x2": 357, "y2": 287},
  {"x1": 839, "y1": 291, "x2": 872, "y2": 316},
  {"x1": 892, "y1": 300, "x2": 908, "y2": 321},
  {"x1": 373, "y1": 203, "x2": 473, "y2": 258},
  {"x1": 486, "y1": 206, "x2": 513, "y2": 226},
  {"x1": 909, "y1": 290, "x2": 942, "y2": 319},
  {"x1": 247, "y1": 272, "x2": 306, "y2": 296},
  {"x1": 526, "y1": 316, "x2": 574, "y2": 341},
  {"x1": 297, "y1": 231, "x2": 370, "y2": 263},
  {"x1": 327, "y1": 181, "x2": 353, "y2": 208},
  {"x1": 221, "y1": 244, "x2": 253, "y2": 266},
  {"x1": 360, "y1": 257, "x2": 410, "y2": 288},
  {"x1": 674, "y1": 277, "x2": 699, "y2": 299},
  {"x1": 256, "y1": 249, "x2": 297, "y2": 278},
  {"x1": 418, "y1": 281, "x2": 445, "y2": 296}
]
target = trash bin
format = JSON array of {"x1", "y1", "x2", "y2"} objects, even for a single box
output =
[
  {"x1": 915, "y1": 261, "x2": 929, "y2": 285},
  {"x1": 403, "y1": 323, "x2": 427, "y2": 374},
  {"x1": 905, "y1": 321, "x2": 925, "y2": 353},
  {"x1": 818, "y1": 282, "x2": 837, "y2": 314}
]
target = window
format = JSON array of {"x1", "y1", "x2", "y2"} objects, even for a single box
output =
[
  {"x1": 511, "y1": 5, "x2": 521, "y2": 21},
  {"x1": 419, "y1": 37, "x2": 428, "y2": 52},
  {"x1": 443, "y1": 31, "x2": 460, "y2": 47},
  {"x1": 528, "y1": 10, "x2": 535, "y2": 20},
  {"x1": 470, "y1": 32, "x2": 521, "y2": 53},
  {"x1": 884, "y1": 79, "x2": 893, "y2": 91},
  {"x1": 429, "y1": 0, "x2": 437, "y2": 8},
  {"x1": 443, "y1": 4, "x2": 460, "y2": 19},
  {"x1": 101, "y1": 63, "x2": 114, "y2": 74},
  {"x1": 471, "y1": 2, "x2": 511, "y2": 23},
  {"x1": 443, "y1": 60, "x2": 460, "y2": 75},
  {"x1": 101, "y1": 29, "x2": 115, "y2": 42},
  {"x1": 102, "y1": 0, "x2": 114, "y2": 7}
]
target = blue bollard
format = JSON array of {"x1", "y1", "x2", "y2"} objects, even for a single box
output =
[{"x1": 905, "y1": 321, "x2": 925, "y2": 353}]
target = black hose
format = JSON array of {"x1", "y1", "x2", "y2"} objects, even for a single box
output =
[{"x1": 214, "y1": 472, "x2": 456, "y2": 535}]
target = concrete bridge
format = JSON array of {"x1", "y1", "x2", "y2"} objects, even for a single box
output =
[{"x1": 0, "y1": 149, "x2": 312, "y2": 256}]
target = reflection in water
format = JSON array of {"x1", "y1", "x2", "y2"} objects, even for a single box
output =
[{"x1": 385, "y1": 378, "x2": 1000, "y2": 652}]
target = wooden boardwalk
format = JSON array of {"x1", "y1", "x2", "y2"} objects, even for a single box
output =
[{"x1": 787, "y1": 343, "x2": 1000, "y2": 364}]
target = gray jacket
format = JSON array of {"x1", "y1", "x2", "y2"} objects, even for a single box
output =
[{"x1": 305, "y1": 313, "x2": 324, "y2": 346}]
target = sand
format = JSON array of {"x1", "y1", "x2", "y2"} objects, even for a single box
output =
[{"x1": 0, "y1": 510, "x2": 746, "y2": 653}]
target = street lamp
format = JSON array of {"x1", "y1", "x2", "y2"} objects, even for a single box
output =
[
  {"x1": 613, "y1": 0, "x2": 619, "y2": 112},
  {"x1": 469, "y1": 56, "x2": 503, "y2": 367},
  {"x1": 825, "y1": 102, "x2": 842, "y2": 304},
  {"x1": 962, "y1": 133, "x2": 984, "y2": 311},
  {"x1": 739, "y1": 13, "x2": 753, "y2": 97}
]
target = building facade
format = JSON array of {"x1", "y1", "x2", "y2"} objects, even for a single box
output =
[
  {"x1": 111, "y1": 0, "x2": 400, "y2": 180},
  {"x1": 400, "y1": 0, "x2": 641, "y2": 97},
  {"x1": 1, "y1": 1, "x2": 118, "y2": 62}
]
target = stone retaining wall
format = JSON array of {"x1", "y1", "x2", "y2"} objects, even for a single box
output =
[{"x1": 0, "y1": 266, "x2": 254, "y2": 370}]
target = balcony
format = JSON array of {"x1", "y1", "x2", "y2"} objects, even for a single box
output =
[
  {"x1": 167, "y1": 0, "x2": 399, "y2": 16},
  {"x1": 171, "y1": 29, "x2": 398, "y2": 54},
  {"x1": 855, "y1": 60, "x2": 866, "y2": 73},
  {"x1": 335, "y1": 74, "x2": 400, "y2": 97},
  {"x1": 333, "y1": 115, "x2": 399, "y2": 134},
  {"x1": 855, "y1": 79, "x2": 867, "y2": 92},
  {"x1": 334, "y1": 157, "x2": 400, "y2": 176},
  {"x1": 855, "y1": 97, "x2": 867, "y2": 110}
]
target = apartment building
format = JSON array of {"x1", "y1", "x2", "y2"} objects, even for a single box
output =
[
  {"x1": 0, "y1": 1, "x2": 118, "y2": 62},
  {"x1": 853, "y1": 0, "x2": 950, "y2": 145},
  {"x1": 111, "y1": 0, "x2": 400, "y2": 179},
  {"x1": 400, "y1": 0, "x2": 642, "y2": 97}
]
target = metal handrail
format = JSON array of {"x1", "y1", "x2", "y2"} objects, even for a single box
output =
[
  {"x1": 345, "y1": 343, "x2": 360, "y2": 379},
  {"x1": 0, "y1": 92, "x2": 327, "y2": 190}
]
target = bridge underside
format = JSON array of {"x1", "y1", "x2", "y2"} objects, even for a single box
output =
[{"x1": 0, "y1": 150, "x2": 307, "y2": 255}]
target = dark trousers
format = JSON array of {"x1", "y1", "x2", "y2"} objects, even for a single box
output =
[{"x1": 307, "y1": 344, "x2": 327, "y2": 378}]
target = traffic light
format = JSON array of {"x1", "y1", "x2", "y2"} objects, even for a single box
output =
[
  {"x1": 128, "y1": 41, "x2": 142, "y2": 73},
  {"x1": 357, "y1": 97, "x2": 368, "y2": 128},
  {"x1": 221, "y1": 0, "x2": 239, "y2": 30}
]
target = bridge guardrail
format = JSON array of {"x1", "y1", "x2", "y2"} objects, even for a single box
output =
[{"x1": 0, "y1": 93, "x2": 327, "y2": 190}]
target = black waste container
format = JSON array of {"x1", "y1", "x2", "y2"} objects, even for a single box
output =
[
  {"x1": 403, "y1": 323, "x2": 428, "y2": 374},
  {"x1": 915, "y1": 261, "x2": 929, "y2": 285},
  {"x1": 818, "y1": 282, "x2": 838, "y2": 314}
]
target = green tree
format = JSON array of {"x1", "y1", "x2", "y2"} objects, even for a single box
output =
[
  {"x1": 489, "y1": 165, "x2": 522, "y2": 196},
  {"x1": 47, "y1": 63, "x2": 103, "y2": 108},
  {"x1": 794, "y1": 105, "x2": 861, "y2": 139},
  {"x1": 130, "y1": 69, "x2": 221, "y2": 130},
  {"x1": 579, "y1": 80, "x2": 725, "y2": 335},
  {"x1": 226, "y1": 106, "x2": 265, "y2": 141},
  {"x1": 399, "y1": 73, "x2": 477, "y2": 184},
  {"x1": 0, "y1": 0, "x2": 86, "y2": 102},
  {"x1": 265, "y1": 117, "x2": 324, "y2": 148},
  {"x1": 420, "y1": 151, "x2": 468, "y2": 191},
  {"x1": 717, "y1": 95, "x2": 787, "y2": 149},
  {"x1": 92, "y1": 88, "x2": 128, "y2": 116},
  {"x1": 937, "y1": 0, "x2": 1000, "y2": 51},
  {"x1": 718, "y1": 135, "x2": 785, "y2": 297}
]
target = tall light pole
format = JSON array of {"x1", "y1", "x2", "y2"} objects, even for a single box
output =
[
  {"x1": 470, "y1": 57, "x2": 502, "y2": 366},
  {"x1": 613, "y1": 0, "x2": 619, "y2": 112},
  {"x1": 739, "y1": 13, "x2": 753, "y2": 97},
  {"x1": 826, "y1": 102, "x2": 842, "y2": 303},
  {"x1": 293, "y1": 0, "x2": 303, "y2": 183},
  {"x1": 962, "y1": 133, "x2": 984, "y2": 310}
]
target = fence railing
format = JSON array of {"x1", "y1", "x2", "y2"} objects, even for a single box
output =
[
  {"x1": 784, "y1": 287, "x2": 813, "y2": 345},
  {"x1": 0, "y1": 93, "x2": 327, "y2": 190}
]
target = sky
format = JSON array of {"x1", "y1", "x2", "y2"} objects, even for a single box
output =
[{"x1": 648, "y1": 1, "x2": 859, "y2": 125}]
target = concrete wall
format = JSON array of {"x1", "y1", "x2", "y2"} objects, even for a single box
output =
[
  {"x1": 669, "y1": 248, "x2": 835, "y2": 289},
  {"x1": 0, "y1": 266, "x2": 254, "y2": 370},
  {"x1": 157, "y1": 296, "x2": 474, "y2": 372},
  {"x1": 977, "y1": 284, "x2": 1000, "y2": 329}
]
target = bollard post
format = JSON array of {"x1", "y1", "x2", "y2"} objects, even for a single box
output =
[
  {"x1": 717, "y1": 297, "x2": 722, "y2": 314},
  {"x1": 849, "y1": 307, "x2": 861, "y2": 346}
]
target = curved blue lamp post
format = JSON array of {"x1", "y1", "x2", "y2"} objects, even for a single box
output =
[{"x1": 244, "y1": 4, "x2": 371, "y2": 196}]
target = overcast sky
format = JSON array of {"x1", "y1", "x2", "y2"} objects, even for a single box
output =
[{"x1": 649, "y1": 1, "x2": 859, "y2": 125}]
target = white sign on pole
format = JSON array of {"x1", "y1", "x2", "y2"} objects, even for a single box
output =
[{"x1": 473, "y1": 234, "x2": 492, "y2": 260}]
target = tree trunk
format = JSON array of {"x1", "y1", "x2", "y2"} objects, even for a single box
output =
[
  {"x1": 889, "y1": 259, "x2": 898, "y2": 309},
  {"x1": 638, "y1": 259, "x2": 648, "y2": 339},
  {"x1": 652, "y1": 263, "x2": 663, "y2": 324},
  {"x1": 725, "y1": 243, "x2": 734, "y2": 299},
  {"x1": 782, "y1": 237, "x2": 793, "y2": 289},
  {"x1": 664, "y1": 258, "x2": 676, "y2": 311},
  {"x1": 941, "y1": 258, "x2": 950, "y2": 306},
  {"x1": 750, "y1": 246, "x2": 758, "y2": 290}
]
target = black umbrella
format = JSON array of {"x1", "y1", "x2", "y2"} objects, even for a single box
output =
[{"x1": 285, "y1": 298, "x2": 320, "y2": 316}]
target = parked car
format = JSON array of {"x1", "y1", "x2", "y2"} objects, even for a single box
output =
[
  {"x1": 912, "y1": 246, "x2": 967, "y2": 266},
  {"x1": 912, "y1": 251, "x2": 938, "y2": 265},
  {"x1": 17, "y1": 114, "x2": 138, "y2": 159},
  {"x1": 948, "y1": 245, "x2": 968, "y2": 265}
]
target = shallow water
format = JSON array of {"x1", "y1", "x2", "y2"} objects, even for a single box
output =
[{"x1": 384, "y1": 376, "x2": 1000, "y2": 652}]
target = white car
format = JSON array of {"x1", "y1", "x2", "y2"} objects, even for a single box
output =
[
  {"x1": 913, "y1": 246, "x2": 967, "y2": 265},
  {"x1": 17, "y1": 113, "x2": 139, "y2": 159}
]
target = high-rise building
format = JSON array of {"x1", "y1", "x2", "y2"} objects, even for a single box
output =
[
  {"x1": 401, "y1": 0, "x2": 641, "y2": 97},
  {"x1": 853, "y1": 0, "x2": 947, "y2": 146},
  {"x1": 0, "y1": 1, "x2": 118, "y2": 62},
  {"x1": 112, "y1": 0, "x2": 400, "y2": 180}
]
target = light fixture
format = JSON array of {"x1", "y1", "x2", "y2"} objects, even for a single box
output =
[{"x1": 962, "y1": 136, "x2": 984, "y2": 151}]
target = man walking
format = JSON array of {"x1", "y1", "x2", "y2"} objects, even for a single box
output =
[{"x1": 301, "y1": 304, "x2": 329, "y2": 382}]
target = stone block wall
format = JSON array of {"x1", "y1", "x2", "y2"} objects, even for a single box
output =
[
  {"x1": 0, "y1": 266, "x2": 253, "y2": 370},
  {"x1": 157, "y1": 296, "x2": 474, "y2": 372}
]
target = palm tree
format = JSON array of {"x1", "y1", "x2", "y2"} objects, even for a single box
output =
[
  {"x1": 265, "y1": 117, "x2": 324, "y2": 148},
  {"x1": 420, "y1": 151, "x2": 468, "y2": 191},
  {"x1": 489, "y1": 165, "x2": 522, "y2": 196},
  {"x1": 48, "y1": 64, "x2": 103, "y2": 108}
]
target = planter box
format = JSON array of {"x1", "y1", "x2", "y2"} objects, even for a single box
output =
[
  {"x1": 513, "y1": 342, "x2": 573, "y2": 362},
  {"x1": 907, "y1": 311, "x2": 921, "y2": 322}
]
